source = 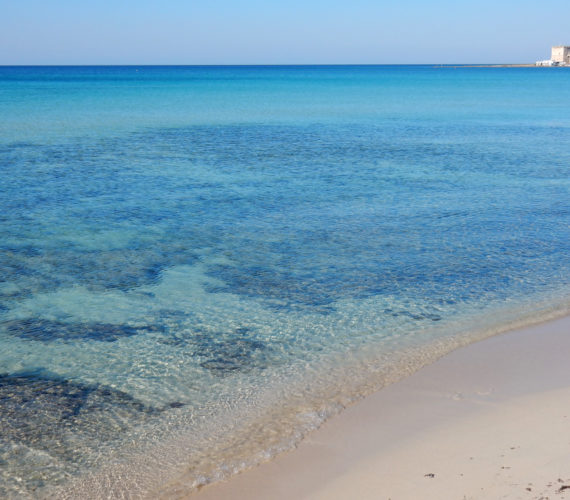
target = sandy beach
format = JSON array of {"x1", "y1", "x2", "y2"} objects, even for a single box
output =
[{"x1": 188, "y1": 314, "x2": 570, "y2": 500}]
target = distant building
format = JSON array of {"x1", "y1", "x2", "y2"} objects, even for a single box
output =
[
  {"x1": 536, "y1": 59, "x2": 554, "y2": 66},
  {"x1": 551, "y1": 46, "x2": 570, "y2": 65}
]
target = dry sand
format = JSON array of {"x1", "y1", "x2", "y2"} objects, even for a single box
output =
[{"x1": 187, "y1": 314, "x2": 570, "y2": 500}]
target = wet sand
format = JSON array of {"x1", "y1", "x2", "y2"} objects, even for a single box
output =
[{"x1": 187, "y1": 314, "x2": 570, "y2": 500}]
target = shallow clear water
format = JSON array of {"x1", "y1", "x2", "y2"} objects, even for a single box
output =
[{"x1": 0, "y1": 65, "x2": 569, "y2": 498}]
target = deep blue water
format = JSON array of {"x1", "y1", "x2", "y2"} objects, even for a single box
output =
[{"x1": 1, "y1": 66, "x2": 569, "y2": 497}]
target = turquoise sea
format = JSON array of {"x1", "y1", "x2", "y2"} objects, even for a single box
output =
[{"x1": 1, "y1": 65, "x2": 569, "y2": 498}]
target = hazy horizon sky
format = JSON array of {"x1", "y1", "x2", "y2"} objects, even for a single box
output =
[{"x1": 1, "y1": 0, "x2": 568, "y2": 65}]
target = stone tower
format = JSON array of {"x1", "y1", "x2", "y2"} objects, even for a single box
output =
[{"x1": 551, "y1": 46, "x2": 570, "y2": 64}]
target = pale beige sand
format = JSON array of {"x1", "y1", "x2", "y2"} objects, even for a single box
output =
[{"x1": 188, "y1": 315, "x2": 570, "y2": 500}]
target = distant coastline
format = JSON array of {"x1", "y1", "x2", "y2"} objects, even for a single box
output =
[{"x1": 435, "y1": 63, "x2": 568, "y2": 68}]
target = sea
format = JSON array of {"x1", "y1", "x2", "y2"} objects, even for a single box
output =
[{"x1": 0, "y1": 65, "x2": 569, "y2": 498}]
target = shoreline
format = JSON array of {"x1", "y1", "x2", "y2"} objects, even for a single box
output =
[
  {"x1": 187, "y1": 313, "x2": 570, "y2": 500},
  {"x1": 51, "y1": 299, "x2": 570, "y2": 499}
]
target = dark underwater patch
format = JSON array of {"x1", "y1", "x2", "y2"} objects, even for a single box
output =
[
  {"x1": 0, "y1": 243, "x2": 198, "y2": 302},
  {"x1": 0, "y1": 371, "x2": 154, "y2": 421},
  {"x1": 158, "y1": 325, "x2": 272, "y2": 377},
  {"x1": 205, "y1": 263, "x2": 339, "y2": 313},
  {"x1": 0, "y1": 371, "x2": 160, "y2": 474},
  {"x1": 198, "y1": 337, "x2": 268, "y2": 376},
  {"x1": 2, "y1": 318, "x2": 162, "y2": 342},
  {"x1": 383, "y1": 308, "x2": 442, "y2": 322}
]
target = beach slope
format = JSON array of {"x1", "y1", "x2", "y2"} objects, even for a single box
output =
[{"x1": 188, "y1": 315, "x2": 570, "y2": 500}]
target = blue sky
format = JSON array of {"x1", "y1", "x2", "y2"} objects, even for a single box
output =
[{"x1": 0, "y1": 0, "x2": 568, "y2": 64}]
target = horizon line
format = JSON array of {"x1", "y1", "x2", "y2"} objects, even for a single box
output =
[{"x1": 0, "y1": 62, "x2": 538, "y2": 68}]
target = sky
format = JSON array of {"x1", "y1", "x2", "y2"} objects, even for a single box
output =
[{"x1": 0, "y1": 0, "x2": 568, "y2": 65}]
